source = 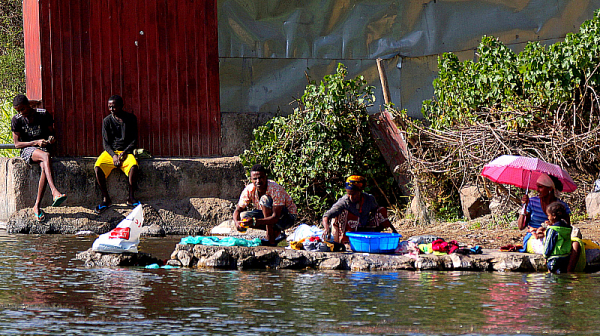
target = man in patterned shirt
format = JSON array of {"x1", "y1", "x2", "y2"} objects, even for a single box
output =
[{"x1": 233, "y1": 164, "x2": 297, "y2": 246}]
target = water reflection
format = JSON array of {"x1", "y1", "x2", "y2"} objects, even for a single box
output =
[{"x1": 1, "y1": 232, "x2": 600, "y2": 334}]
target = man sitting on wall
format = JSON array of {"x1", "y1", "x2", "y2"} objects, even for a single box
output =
[
  {"x1": 11, "y1": 94, "x2": 67, "y2": 222},
  {"x1": 94, "y1": 95, "x2": 140, "y2": 213},
  {"x1": 233, "y1": 164, "x2": 298, "y2": 246}
]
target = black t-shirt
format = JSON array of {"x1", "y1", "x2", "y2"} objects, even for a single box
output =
[
  {"x1": 102, "y1": 112, "x2": 138, "y2": 156},
  {"x1": 11, "y1": 110, "x2": 54, "y2": 142}
]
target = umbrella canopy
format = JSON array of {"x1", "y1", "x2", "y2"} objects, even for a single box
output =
[{"x1": 481, "y1": 155, "x2": 577, "y2": 192}]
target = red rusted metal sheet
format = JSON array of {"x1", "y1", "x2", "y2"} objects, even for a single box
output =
[
  {"x1": 23, "y1": 0, "x2": 221, "y2": 157},
  {"x1": 369, "y1": 111, "x2": 410, "y2": 186}
]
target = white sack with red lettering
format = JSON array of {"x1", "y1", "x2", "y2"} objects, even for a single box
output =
[{"x1": 91, "y1": 205, "x2": 144, "y2": 253}]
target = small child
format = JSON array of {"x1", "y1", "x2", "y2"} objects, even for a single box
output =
[{"x1": 543, "y1": 201, "x2": 572, "y2": 274}]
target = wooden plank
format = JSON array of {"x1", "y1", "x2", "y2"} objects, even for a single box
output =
[{"x1": 369, "y1": 111, "x2": 410, "y2": 186}]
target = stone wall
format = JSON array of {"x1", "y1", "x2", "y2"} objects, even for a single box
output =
[{"x1": 0, "y1": 156, "x2": 246, "y2": 222}]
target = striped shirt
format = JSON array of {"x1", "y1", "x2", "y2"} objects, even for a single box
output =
[{"x1": 526, "y1": 196, "x2": 571, "y2": 228}]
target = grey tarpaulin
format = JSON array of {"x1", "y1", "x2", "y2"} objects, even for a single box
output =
[{"x1": 218, "y1": 0, "x2": 600, "y2": 117}]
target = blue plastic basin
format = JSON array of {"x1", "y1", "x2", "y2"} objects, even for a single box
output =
[{"x1": 345, "y1": 232, "x2": 402, "y2": 254}]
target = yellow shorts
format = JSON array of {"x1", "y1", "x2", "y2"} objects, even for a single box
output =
[{"x1": 94, "y1": 151, "x2": 138, "y2": 177}]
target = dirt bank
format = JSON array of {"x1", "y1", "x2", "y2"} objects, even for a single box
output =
[{"x1": 394, "y1": 217, "x2": 600, "y2": 249}]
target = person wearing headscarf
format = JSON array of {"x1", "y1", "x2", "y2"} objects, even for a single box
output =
[
  {"x1": 321, "y1": 175, "x2": 398, "y2": 244},
  {"x1": 517, "y1": 173, "x2": 571, "y2": 252}
]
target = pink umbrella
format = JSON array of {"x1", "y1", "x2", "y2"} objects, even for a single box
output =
[{"x1": 481, "y1": 155, "x2": 577, "y2": 192}]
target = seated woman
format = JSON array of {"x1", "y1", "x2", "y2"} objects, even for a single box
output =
[
  {"x1": 517, "y1": 173, "x2": 570, "y2": 252},
  {"x1": 321, "y1": 175, "x2": 398, "y2": 244}
]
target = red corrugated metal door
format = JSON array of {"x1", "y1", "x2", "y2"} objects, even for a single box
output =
[{"x1": 23, "y1": 0, "x2": 220, "y2": 157}]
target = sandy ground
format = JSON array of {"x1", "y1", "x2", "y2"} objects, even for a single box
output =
[{"x1": 393, "y1": 217, "x2": 600, "y2": 249}]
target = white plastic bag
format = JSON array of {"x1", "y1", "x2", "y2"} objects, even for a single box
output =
[{"x1": 91, "y1": 205, "x2": 144, "y2": 253}]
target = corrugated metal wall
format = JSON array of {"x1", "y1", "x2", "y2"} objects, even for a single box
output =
[{"x1": 23, "y1": 0, "x2": 220, "y2": 157}]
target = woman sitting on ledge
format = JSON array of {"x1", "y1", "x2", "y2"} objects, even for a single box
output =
[
  {"x1": 517, "y1": 173, "x2": 570, "y2": 252},
  {"x1": 321, "y1": 175, "x2": 398, "y2": 244}
]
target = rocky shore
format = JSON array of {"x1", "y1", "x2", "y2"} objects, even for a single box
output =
[{"x1": 75, "y1": 243, "x2": 600, "y2": 273}]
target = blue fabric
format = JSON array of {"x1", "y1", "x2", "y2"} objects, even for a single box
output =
[
  {"x1": 526, "y1": 197, "x2": 571, "y2": 228},
  {"x1": 179, "y1": 236, "x2": 262, "y2": 247},
  {"x1": 519, "y1": 232, "x2": 532, "y2": 253}
]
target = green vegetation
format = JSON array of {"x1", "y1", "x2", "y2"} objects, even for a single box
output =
[
  {"x1": 396, "y1": 10, "x2": 600, "y2": 220},
  {"x1": 241, "y1": 64, "x2": 399, "y2": 220},
  {"x1": 0, "y1": 0, "x2": 24, "y2": 157}
]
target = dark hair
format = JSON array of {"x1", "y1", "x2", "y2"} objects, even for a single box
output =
[
  {"x1": 547, "y1": 201, "x2": 568, "y2": 222},
  {"x1": 549, "y1": 175, "x2": 563, "y2": 192},
  {"x1": 108, "y1": 95, "x2": 124, "y2": 107},
  {"x1": 250, "y1": 164, "x2": 267, "y2": 175},
  {"x1": 12, "y1": 94, "x2": 29, "y2": 107}
]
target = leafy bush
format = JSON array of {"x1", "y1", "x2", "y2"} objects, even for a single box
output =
[
  {"x1": 0, "y1": 0, "x2": 25, "y2": 101},
  {"x1": 0, "y1": 100, "x2": 17, "y2": 157},
  {"x1": 241, "y1": 64, "x2": 398, "y2": 220},
  {"x1": 399, "y1": 10, "x2": 600, "y2": 220},
  {"x1": 0, "y1": 0, "x2": 24, "y2": 157}
]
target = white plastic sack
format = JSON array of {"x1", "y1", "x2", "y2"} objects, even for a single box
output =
[
  {"x1": 287, "y1": 224, "x2": 323, "y2": 242},
  {"x1": 91, "y1": 205, "x2": 144, "y2": 253}
]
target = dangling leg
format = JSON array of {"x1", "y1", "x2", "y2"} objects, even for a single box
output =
[{"x1": 127, "y1": 165, "x2": 139, "y2": 205}]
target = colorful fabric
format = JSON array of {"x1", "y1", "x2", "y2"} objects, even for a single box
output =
[
  {"x1": 431, "y1": 239, "x2": 459, "y2": 254},
  {"x1": 331, "y1": 207, "x2": 389, "y2": 243},
  {"x1": 536, "y1": 173, "x2": 555, "y2": 189},
  {"x1": 94, "y1": 150, "x2": 138, "y2": 177},
  {"x1": 345, "y1": 175, "x2": 366, "y2": 190},
  {"x1": 179, "y1": 236, "x2": 262, "y2": 247},
  {"x1": 20, "y1": 146, "x2": 48, "y2": 164},
  {"x1": 525, "y1": 238, "x2": 544, "y2": 254},
  {"x1": 526, "y1": 196, "x2": 571, "y2": 228},
  {"x1": 238, "y1": 180, "x2": 298, "y2": 215}
]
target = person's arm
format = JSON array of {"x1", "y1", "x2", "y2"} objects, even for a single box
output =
[
  {"x1": 567, "y1": 241, "x2": 581, "y2": 273},
  {"x1": 121, "y1": 114, "x2": 137, "y2": 156},
  {"x1": 517, "y1": 194, "x2": 530, "y2": 230},
  {"x1": 321, "y1": 216, "x2": 330, "y2": 240},
  {"x1": 102, "y1": 118, "x2": 116, "y2": 157},
  {"x1": 12, "y1": 132, "x2": 46, "y2": 149},
  {"x1": 233, "y1": 205, "x2": 246, "y2": 226},
  {"x1": 47, "y1": 124, "x2": 56, "y2": 145}
]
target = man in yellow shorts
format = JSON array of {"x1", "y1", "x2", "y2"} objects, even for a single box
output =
[{"x1": 94, "y1": 95, "x2": 140, "y2": 213}]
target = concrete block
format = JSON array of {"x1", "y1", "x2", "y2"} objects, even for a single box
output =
[{"x1": 0, "y1": 156, "x2": 246, "y2": 221}]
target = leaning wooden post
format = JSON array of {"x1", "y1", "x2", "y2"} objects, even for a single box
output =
[
  {"x1": 370, "y1": 58, "x2": 409, "y2": 188},
  {"x1": 376, "y1": 58, "x2": 392, "y2": 105}
]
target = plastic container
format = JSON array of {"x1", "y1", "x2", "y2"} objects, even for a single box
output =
[{"x1": 345, "y1": 232, "x2": 402, "y2": 253}]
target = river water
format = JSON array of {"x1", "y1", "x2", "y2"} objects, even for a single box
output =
[{"x1": 1, "y1": 231, "x2": 600, "y2": 335}]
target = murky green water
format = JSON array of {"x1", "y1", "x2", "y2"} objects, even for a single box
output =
[{"x1": 1, "y1": 231, "x2": 600, "y2": 335}]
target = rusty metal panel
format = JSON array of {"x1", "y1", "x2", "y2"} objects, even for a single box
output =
[
  {"x1": 24, "y1": 0, "x2": 220, "y2": 157},
  {"x1": 23, "y1": 0, "x2": 42, "y2": 100}
]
